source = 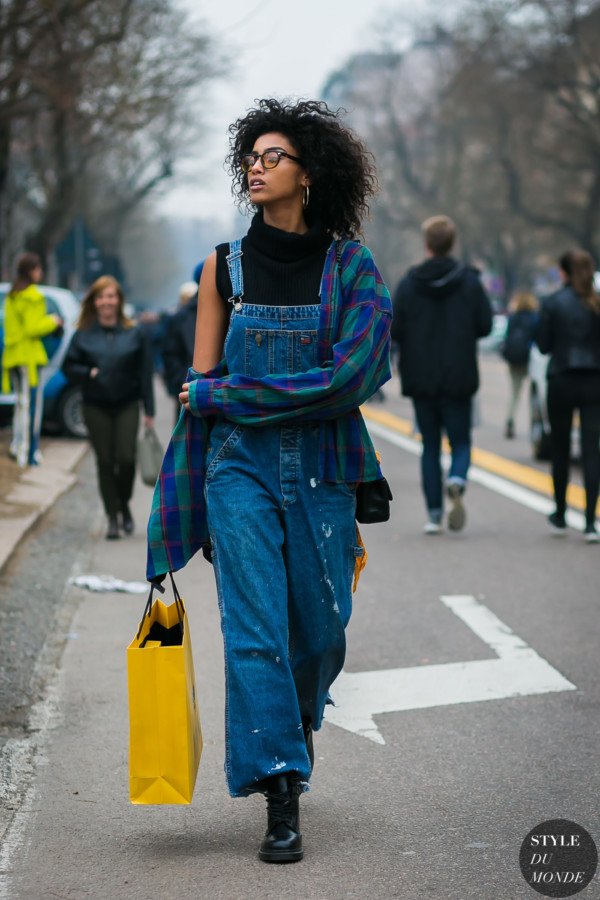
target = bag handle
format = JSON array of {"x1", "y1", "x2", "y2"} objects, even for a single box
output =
[
  {"x1": 168, "y1": 571, "x2": 185, "y2": 625},
  {"x1": 136, "y1": 581, "x2": 165, "y2": 640},
  {"x1": 136, "y1": 573, "x2": 185, "y2": 640}
]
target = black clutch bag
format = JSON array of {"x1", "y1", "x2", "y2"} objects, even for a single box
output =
[{"x1": 355, "y1": 477, "x2": 393, "y2": 524}]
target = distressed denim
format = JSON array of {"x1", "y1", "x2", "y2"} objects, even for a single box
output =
[{"x1": 205, "y1": 303, "x2": 359, "y2": 797}]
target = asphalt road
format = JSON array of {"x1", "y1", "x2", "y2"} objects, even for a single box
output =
[{"x1": 0, "y1": 362, "x2": 598, "y2": 900}]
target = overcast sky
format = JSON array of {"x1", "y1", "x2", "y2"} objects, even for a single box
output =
[{"x1": 162, "y1": 0, "x2": 439, "y2": 224}]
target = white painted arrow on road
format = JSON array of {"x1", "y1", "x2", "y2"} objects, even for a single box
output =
[{"x1": 326, "y1": 595, "x2": 576, "y2": 745}]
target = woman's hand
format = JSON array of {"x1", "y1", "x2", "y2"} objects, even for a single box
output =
[
  {"x1": 143, "y1": 415, "x2": 154, "y2": 430},
  {"x1": 89, "y1": 367, "x2": 99, "y2": 379},
  {"x1": 179, "y1": 383, "x2": 190, "y2": 411}
]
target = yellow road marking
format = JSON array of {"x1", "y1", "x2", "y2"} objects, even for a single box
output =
[{"x1": 362, "y1": 406, "x2": 595, "y2": 514}]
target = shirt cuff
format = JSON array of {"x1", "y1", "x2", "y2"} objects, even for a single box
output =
[
  {"x1": 188, "y1": 377, "x2": 211, "y2": 416},
  {"x1": 186, "y1": 366, "x2": 203, "y2": 382}
]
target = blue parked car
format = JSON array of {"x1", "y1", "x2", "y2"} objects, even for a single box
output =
[{"x1": 0, "y1": 283, "x2": 87, "y2": 438}]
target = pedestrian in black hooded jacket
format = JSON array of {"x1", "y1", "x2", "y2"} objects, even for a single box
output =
[{"x1": 391, "y1": 215, "x2": 492, "y2": 534}]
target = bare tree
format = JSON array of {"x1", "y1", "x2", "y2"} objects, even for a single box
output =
[
  {"x1": 0, "y1": 0, "x2": 223, "y2": 274},
  {"x1": 321, "y1": 0, "x2": 600, "y2": 297},
  {"x1": 449, "y1": 0, "x2": 600, "y2": 258},
  {"x1": 0, "y1": 0, "x2": 55, "y2": 269}
]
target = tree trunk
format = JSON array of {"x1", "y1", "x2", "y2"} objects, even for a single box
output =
[
  {"x1": 25, "y1": 109, "x2": 79, "y2": 266},
  {"x1": 580, "y1": 164, "x2": 600, "y2": 261},
  {"x1": 0, "y1": 118, "x2": 11, "y2": 276}
]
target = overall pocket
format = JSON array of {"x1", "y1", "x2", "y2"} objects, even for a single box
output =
[
  {"x1": 294, "y1": 330, "x2": 318, "y2": 372},
  {"x1": 205, "y1": 421, "x2": 243, "y2": 482},
  {"x1": 244, "y1": 328, "x2": 271, "y2": 377},
  {"x1": 244, "y1": 327, "x2": 319, "y2": 377}
]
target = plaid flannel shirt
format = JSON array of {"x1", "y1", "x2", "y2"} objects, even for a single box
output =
[{"x1": 146, "y1": 239, "x2": 392, "y2": 581}]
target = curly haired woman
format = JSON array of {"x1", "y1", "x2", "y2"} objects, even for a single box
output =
[{"x1": 174, "y1": 99, "x2": 392, "y2": 861}]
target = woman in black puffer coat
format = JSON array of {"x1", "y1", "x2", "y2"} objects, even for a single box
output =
[{"x1": 63, "y1": 276, "x2": 155, "y2": 539}]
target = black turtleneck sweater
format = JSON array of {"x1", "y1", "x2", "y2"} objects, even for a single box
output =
[{"x1": 215, "y1": 213, "x2": 331, "y2": 312}]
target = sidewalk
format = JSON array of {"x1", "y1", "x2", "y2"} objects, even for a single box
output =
[{"x1": 0, "y1": 428, "x2": 88, "y2": 572}]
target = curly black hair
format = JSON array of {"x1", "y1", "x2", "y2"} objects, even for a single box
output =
[{"x1": 226, "y1": 98, "x2": 377, "y2": 238}]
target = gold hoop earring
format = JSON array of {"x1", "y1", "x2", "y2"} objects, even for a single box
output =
[{"x1": 303, "y1": 185, "x2": 310, "y2": 209}]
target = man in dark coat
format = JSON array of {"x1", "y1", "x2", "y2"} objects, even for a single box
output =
[
  {"x1": 162, "y1": 263, "x2": 203, "y2": 420},
  {"x1": 391, "y1": 216, "x2": 492, "y2": 534}
]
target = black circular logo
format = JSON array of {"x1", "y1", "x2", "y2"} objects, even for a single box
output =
[{"x1": 520, "y1": 819, "x2": 598, "y2": 897}]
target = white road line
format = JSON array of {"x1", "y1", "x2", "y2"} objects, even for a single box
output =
[
  {"x1": 366, "y1": 419, "x2": 586, "y2": 530},
  {"x1": 327, "y1": 596, "x2": 576, "y2": 745}
]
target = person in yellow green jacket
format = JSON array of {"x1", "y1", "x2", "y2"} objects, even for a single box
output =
[{"x1": 2, "y1": 252, "x2": 63, "y2": 466}]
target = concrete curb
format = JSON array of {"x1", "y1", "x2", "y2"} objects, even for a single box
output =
[{"x1": 0, "y1": 440, "x2": 88, "y2": 572}]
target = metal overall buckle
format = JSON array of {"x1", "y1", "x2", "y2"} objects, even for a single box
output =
[{"x1": 227, "y1": 294, "x2": 243, "y2": 312}]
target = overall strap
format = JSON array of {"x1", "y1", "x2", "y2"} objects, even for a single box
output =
[{"x1": 225, "y1": 239, "x2": 244, "y2": 311}]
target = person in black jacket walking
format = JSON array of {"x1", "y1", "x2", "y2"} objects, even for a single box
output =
[
  {"x1": 62, "y1": 276, "x2": 155, "y2": 539},
  {"x1": 162, "y1": 270, "x2": 203, "y2": 420},
  {"x1": 391, "y1": 215, "x2": 492, "y2": 534},
  {"x1": 537, "y1": 249, "x2": 600, "y2": 543}
]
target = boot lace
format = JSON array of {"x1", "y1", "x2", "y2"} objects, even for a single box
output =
[
  {"x1": 264, "y1": 778, "x2": 301, "y2": 828},
  {"x1": 266, "y1": 792, "x2": 293, "y2": 827}
]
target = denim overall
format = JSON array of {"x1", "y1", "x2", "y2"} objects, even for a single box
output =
[{"x1": 205, "y1": 242, "x2": 358, "y2": 797}]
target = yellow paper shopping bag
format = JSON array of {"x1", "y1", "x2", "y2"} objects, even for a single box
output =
[{"x1": 128, "y1": 577, "x2": 202, "y2": 804}]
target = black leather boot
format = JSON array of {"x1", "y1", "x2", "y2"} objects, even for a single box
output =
[
  {"x1": 106, "y1": 515, "x2": 120, "y2": 540},
  {"x1": 258, "y1": 773, "x2": 303, "y2": 863},
  {"x1": 302, "y1": 716, "x2": 314, "y2": 769},
  {"x1": 121, "y1": 505, "x2": 134, "y2": 535}
]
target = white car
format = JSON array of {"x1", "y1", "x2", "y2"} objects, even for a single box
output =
[
  {"x1": 478, "y1": 313, "x2": 507, "y2": 354},
  {"x1": 0, "y1": 283, "x2": 86, "y2": 437},
  {"x1": 528, "y1": 345, "x2": 552, "y2": 460}
]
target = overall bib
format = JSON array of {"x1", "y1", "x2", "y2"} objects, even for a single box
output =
[{"x1": 205, "y1": 250, "x2": 357, "y2": 797}]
